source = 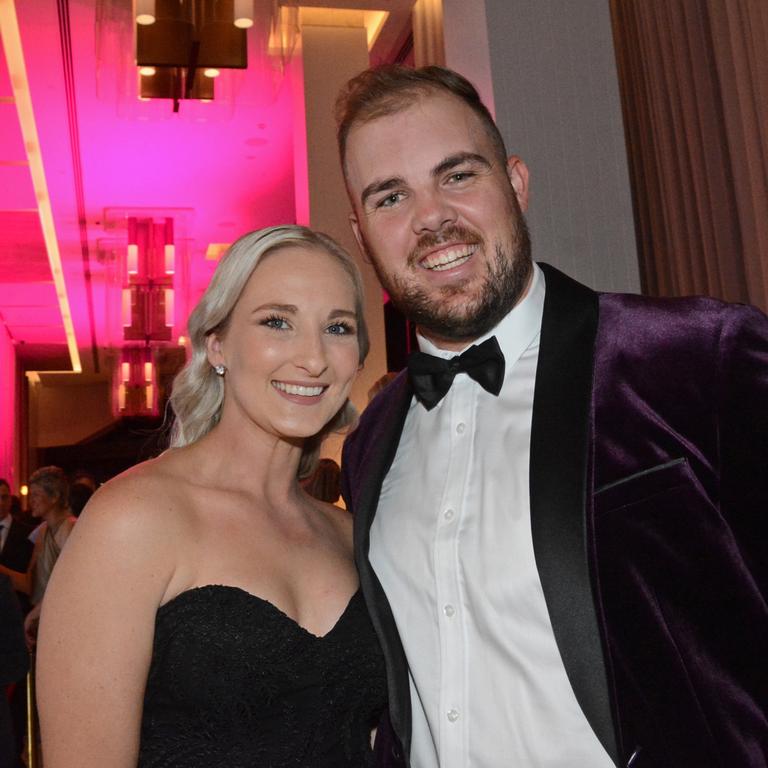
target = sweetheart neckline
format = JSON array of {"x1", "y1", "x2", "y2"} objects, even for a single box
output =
[{"x1": 158, "y1": 584, "x2": 362, "y2": 640}]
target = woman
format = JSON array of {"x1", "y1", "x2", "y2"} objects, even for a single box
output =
[
  {"x1": 0, "y1": 467, "x2": 75, "y2": 639},
  {"x1": 36, "y1": 226, "x2": 387, "y2": 767}
]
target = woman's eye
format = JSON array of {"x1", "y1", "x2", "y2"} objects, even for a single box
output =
[
  {"x1": 327, "y1": 322, "x2": 354, "y2": 335},
  {"x1": 263, "y1": 316, "x2": 289, "y2": 330}
]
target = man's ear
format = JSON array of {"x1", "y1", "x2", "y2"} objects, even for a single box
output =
[
  {"x1": 205, "y1": 332, "x2": 224, "y2": 369},
  {"x1": 506, "y1": 155, "x2": 530, "y2": 212},
  {"x1": 349, "y1": 211, "x2": 363, "y2": 251},
  {"x1": 349, "y1": 211, "x2": 372, "y2": 264}
]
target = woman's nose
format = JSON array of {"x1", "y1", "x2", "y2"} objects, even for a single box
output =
[{"x1": 292, "y1": 331, "x2": 328, "y2": 376}]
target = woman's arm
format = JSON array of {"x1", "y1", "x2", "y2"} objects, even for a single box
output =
[{"x1": 36, "y1": 478, "x2": 177, "y2": 768}]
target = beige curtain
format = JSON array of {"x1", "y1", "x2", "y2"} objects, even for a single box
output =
[{"x1": 610, "y1": 0, "x2": 768, "y2": 311}]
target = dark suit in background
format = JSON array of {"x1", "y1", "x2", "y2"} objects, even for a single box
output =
[
  {"x1": 0, "y1": 574, "x2": 29, "y2": 768},
  {"x1": 342, "y1": 264, "x2": 768, "y2": 767},
  {"x1": 0, "y1": 520, "x2": 34, "y2": 577}
]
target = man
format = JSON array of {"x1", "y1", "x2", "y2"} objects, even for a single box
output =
[
  {"x1": 0, "y1": 574, "x2": 28, "y2": 768},
  {"x1": 0, "y1": 479, "x2": 33, "y2": 607},
  {"x1": 336, "y1": 66, "x2": 768, "y2": 768}
]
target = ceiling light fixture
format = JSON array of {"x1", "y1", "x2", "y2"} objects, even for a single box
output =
[
  {"x1": 134, "y1": 0, "x2": 249, "y2": 110},
  {"x1": 234, "y1": 0, "x2": 254, "y2": 29},
  {"x1": 135, "y1": 0, "x2": 157, "y2": 26}
]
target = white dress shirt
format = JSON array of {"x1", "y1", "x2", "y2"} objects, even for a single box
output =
[
  {"x1": 370, "y1": 264, "x2": 613, "y2": 767},
  {"x1": 0, "y1": 516, "x2": 9, "y2": 552}
]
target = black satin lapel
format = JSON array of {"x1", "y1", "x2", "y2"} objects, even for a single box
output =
[
  {"x1": 531, "y1": 263, "x2": 619, "y2": 764},
  {"x1": 352, "y1": 374, "x2": 413, "y2": 557},
  {"x1": 351, "y1": 375, "x2": 413, "y2": 762}
]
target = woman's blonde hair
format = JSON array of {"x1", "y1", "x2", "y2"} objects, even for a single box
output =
[{"x1": 169, "y1": 225, "x2": 369, "y2": 478}]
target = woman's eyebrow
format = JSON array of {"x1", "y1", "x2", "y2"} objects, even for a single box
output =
[{"x1": 251, "y1": 303, "x2": 297, "y2": 314}]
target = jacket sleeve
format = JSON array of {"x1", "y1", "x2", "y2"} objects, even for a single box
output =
[{"x1": 718, "y1": 302, "x2": 768, "y2": 598}]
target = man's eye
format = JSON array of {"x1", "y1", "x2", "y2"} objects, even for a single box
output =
[
  {"x1": 376, "y1": 192, "x2": 403, "y2": 208},
  {"x1": 448, "y1": 172, "x2": 473, "y2": 183}
]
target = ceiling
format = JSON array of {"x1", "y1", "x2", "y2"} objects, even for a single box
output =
[{"x1": 0, "y1": 0, "x2": 412, "y2": 376}]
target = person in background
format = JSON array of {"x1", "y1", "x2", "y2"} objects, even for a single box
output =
[
  {"x1": 36, "y1": 226, "x2": 387, "y2": 768},
  {"x1": 366, "y1": 372, "x2": 399, "y2": 403},
  {"x1": 67, "y1": 482, "x2": 94, "y2": 519},
  {"x1": 336, "y1": 65, "x2": 768, "y2": 768},
  {"x1": 0, "y1": 480, "x2": 35, "y2": 767},
  {"x1": 0, "y1": 479, "x2": 34, "y2": 607},
  {"x1": 301, "y1": 457, "x2": 342, "y2": 504},
  {"x1": 0, "y1": 574, "x2": 28, "y2": 768},
  {"x1": 71, "y1": 471, "x2": 97, "y2": 493},
  {"x1": 23, "y1": 467, "x2": 76, "y2": 647}
]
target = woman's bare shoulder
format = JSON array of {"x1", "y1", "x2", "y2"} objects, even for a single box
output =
[{"x1": 78, "y1": 451, "x2": 194, "y2": 538}]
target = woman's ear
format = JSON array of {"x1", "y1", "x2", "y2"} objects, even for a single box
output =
[{"x1": 205, "y1": 332, "x2": 224, "y2": 369}]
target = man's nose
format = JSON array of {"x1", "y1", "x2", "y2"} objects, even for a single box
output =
[{"x1": 411, "y1": 189, "x2": 458, "y2": 234}]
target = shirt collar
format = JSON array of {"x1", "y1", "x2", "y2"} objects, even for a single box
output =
[{"x1": 416, "y1": 262, "x2": 545, "y2": 372}]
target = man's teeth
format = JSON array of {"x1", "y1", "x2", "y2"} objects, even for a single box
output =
[
  {"x1": 272, "y1": 382, "x2": 325, "y2": 396},
  {"x1": 422, "y1": 245, "x2": 475, "y2": 271}
]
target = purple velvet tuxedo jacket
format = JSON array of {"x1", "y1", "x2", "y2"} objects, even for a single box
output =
[{"x1": 341, "y1": 263, "x2": 768, "y2": 768}]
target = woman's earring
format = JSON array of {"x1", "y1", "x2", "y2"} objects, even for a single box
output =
[{"x1": 214, "y1": 364, "x2": 226, "y2": 376}]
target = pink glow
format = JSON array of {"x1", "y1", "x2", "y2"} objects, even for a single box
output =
[
  {"x1": 0, "y1": 328, "x2": 16, "y2": 488},
  {"x1": 8, "y1": 0, "x2": 297, "y2": 358}
]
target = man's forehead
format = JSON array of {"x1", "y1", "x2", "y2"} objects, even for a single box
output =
[{"x1": 346, "y1": 95, "x2": 488, "y2": 179}]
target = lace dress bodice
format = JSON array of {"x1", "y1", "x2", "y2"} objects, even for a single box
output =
[{"x1": 138, "y1": 585, "x2": 387, "y2": 767}]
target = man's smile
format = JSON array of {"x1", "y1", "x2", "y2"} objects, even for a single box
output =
[{"x1": 419, "y1": 243, "x2": 478, "y2": 271}]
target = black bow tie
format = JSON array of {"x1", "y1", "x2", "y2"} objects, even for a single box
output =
[{"x1": 407, "y1": 336, "x2": 505, "y2": 411}]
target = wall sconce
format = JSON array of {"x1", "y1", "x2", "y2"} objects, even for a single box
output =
[
  {"x1": 115, "y1": 346, "x2": 158, "y2": 416},
  {"x1": 122, "y1": 216, "x2": 174, "y2": 342}
]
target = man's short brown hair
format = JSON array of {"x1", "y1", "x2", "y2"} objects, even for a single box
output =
[{"x1": 335, "y1": 65, "x2": 508, "y2": 176}]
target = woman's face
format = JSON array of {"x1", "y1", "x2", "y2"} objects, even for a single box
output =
[
  {"x1": 29, "y1": 485, "x2": 58, "y2": 518},
  {"x1": 208, "y1": 245, "x2": 362, "y2": 442}
]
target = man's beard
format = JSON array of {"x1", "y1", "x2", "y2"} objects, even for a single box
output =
[{"x1": 366, "y1": 217, "x2": 533, "y2": 343}]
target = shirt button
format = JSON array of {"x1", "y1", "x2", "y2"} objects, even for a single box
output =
[
  {"x1": 447, "y1": 709, "x2": 460, "y2": 723},
  {"x1": 456, "y1": 422, "x2": 465, "y2": 434},
  {"x1": 443, "y1": 508, "x2": 455, "y2": 521},
  {"x1": 443, "y1": 604, "x2": 455, "y2": 617}
]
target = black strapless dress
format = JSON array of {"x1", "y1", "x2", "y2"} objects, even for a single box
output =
[{"x1": 138, "y1": 585, "x2": 387, "y2": 767}]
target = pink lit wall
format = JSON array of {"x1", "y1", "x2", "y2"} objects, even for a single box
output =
[{"x1": 0, "y1": 327, "x2": 17, "y2": 489}]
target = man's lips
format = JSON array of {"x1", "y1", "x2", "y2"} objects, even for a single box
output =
[{"x1": 418, "y1": 243, "x2": 477, "y2": 272}]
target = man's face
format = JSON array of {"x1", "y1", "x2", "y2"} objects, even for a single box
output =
[
  {"x1": 0, "y1": 483, "x2": 10, "y2": 521},
  {"x1": 345, "y1": 91, "x2": 532, "y2": 349}
]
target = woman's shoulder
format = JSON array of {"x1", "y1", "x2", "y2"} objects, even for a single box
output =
[
  {"x1": 79, "y1": 452, "x2": 194, "y2": 538},
  {"x1": 310, "y1": 497, "x2": 353, "y2": 552}
]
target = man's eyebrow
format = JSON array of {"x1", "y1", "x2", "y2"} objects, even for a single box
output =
[
  {"x1": 433, "y1": 152, "x2": 491, "y2": 177},
  {"x1": 361, "y1": 177, "x2": 406, "y2": 207}
]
